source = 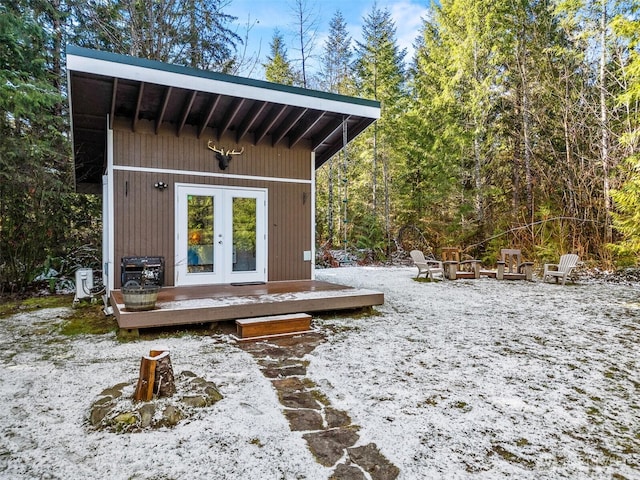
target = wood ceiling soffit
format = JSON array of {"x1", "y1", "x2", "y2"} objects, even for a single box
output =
[
  {"x1": 177, "y1": 90, "x2": 198, "y2": 137},
  {"x1": 312, "y1": 116, "x2": 347, "y2": 150},
  {"x1": 76, "y1": 125, "x2": 108, "y2": 134},
  {"x1": 254, "y1": 104, "x2": 289, "y2": 145},
  {"x1": 272, "y1": 108, "x2": 308, "y2": 147},
  {"x1": 132, "y1": 81, "x2": 145, "y2": 132},
  {"x1": 217, "y1": 98, "x2": 246, "y2": 141},
  {"x1": 236, "y1": 100, "x2": 268, "y2": 143},
  {"x1": 198, "y1": 94, "x2": 221, "y2": 138},
  {"x1": 347, "y1": 117, "x2": 371, "y2": 143},
  {"x1": 109, "y1": 78, "x2": 118, "y2": 130},
  {"x1": 289, "y1": 111, "x2": 326, "y2": 149},
  {"x1": 155, "y1": 86, "x2": 173, "y2": 134}
]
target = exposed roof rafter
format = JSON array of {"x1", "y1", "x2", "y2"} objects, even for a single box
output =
[
  {"x1": 289, "y1": 111, "x2": 326, "y2": 149},
  {"x1": 198, "y1": 94, "x2": 220, "y2": 138},
  {"x1": 217, "y1": 98, "x2": 245, "y2": 141},
  {"x1": 66, "y1": 45, "x2": 380, "y2": 191},
  {"x1": 312, "y1": 116, "x2": 346, "y2": 150},
  {"x1": 177, "y1": 90, "x2": 198, "y2": 137},
  {"x1": 109, "y1": 78, "x2": 118, "y2": 129},
  {"x1": 155, "y1": 86, "x2": 173, "y2": 134},
  {"x1": 254, "y1": 104, "x2": 288, "y2": 145},
  {"x1": 272, "y1": 108, "x2": 308, "y2": 147},
  {"x1": 132, "y1": 81, "x2": 145, "y2": 132},
  {"x1": 236, "y1": 100, "x2": 267, "y2": 143}
]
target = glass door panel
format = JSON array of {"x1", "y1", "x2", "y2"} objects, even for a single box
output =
[
  {"x1": 187, "y1": 195, "x2": 214, "y2": 273},
  {"x1": 176, "y1": 185, "x2": 266, "y2": 286},
  {"x1": 232, "y1": 197, "x2": 257, "y2": 272}
]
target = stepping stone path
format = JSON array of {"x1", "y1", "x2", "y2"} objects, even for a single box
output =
[{"x1": 237, "y1": 332, "x2": 400, "y2": 480}]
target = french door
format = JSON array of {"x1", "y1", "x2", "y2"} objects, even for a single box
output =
[{"x1": 175, "y1": 184, "x2": 266, "y2": 285}]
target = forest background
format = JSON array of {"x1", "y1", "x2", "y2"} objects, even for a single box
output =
[{"x1": 1, "y1": 0, "x2": 639, "y2": 292}]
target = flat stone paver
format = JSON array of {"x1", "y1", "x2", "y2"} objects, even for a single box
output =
[
  {"x1": 283, "y1": 409, "x2": 324, "y2": 431},
  {"x1": 330, "y1": 463, "x2": 367, "y2": 480},
  {"x1": 348, "y1": 443, "x2": 401, "y2": 480},
  {"x1": 236, "y1": 330, "x2": 399, "y2": 479},
  {"x1": 303, "y1": 428, "x2": 360, "y2": 467},
  {"x1": 326, "y1": 407, "x2": 351, "y2": 428}
]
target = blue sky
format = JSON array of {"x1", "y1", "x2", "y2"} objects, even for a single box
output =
[{"x1": 224, "y1": 0, "x2": 430, "y2": 78}]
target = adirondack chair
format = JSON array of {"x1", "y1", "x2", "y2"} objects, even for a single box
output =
[
  {"x1": 409, "y1": 250, "x2": 445, "y2": 281},
  {"x1": 496, "y1": 249, "x2": 534, "y2": 280},
  {"x1": 543, "y1": 253, "x2": 579, "y2": 285},
  {"x1": 441, "y1": 247, "x2": 481, "y2": 280}
]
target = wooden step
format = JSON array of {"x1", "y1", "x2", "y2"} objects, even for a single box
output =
[{"x1": 235, "y1": 313, "x2": 312, "y2": 339}]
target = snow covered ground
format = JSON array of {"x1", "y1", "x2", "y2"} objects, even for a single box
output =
[{"x1": 0, "y1": 266, "x2": 638, "y2": 479}]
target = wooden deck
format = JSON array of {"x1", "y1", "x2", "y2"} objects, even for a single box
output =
[{"x1": 110, "y1": 280, "x2": 384, "y2": 330}]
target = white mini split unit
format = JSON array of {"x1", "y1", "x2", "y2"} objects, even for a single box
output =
[{"x1": 74, "y1": 268, "x2": 93, "y2": 302}]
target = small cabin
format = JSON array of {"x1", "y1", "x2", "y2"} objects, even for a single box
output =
[{"x1": 66, "y1": 46, "x2": 383, "y2": 329}]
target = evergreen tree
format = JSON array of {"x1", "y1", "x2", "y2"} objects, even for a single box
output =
[
  {"x1": 318, "y1": 10, "x2": 353, "y2": 94},
  {"x1": 68, "y1": 0, "x2": 241, "y2": 71},
  {"x1": 0, "y1": 1, "x2": 71, "y2": 290},
  {"x1": 316, "y1": 10, "x2": 354, "y2": 247},
  {"x1": 263, "y1": 29, "x2": 299, "y2": 85},
  {"x1": 609, "y1": 9, "x2": 640, "y2": 260},
  {"x1": 352, "y1": 4, "x2": 406, "y2": 255}
]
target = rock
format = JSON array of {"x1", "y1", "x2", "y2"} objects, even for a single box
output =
[
  {"x1": 160, "y1": 405, "x2": 183, "y2": 427},
  {"x1": 114, "y1": 412, "x2": 138, "y2": 426},
  {"x1": 326, "y1": 408, "x2": 351, "y2": 429},
  {"x1": 91, "y1": 396, "x2": 113, "y2": 408},
  {"x1": 88, "y1": 371, "x2": 223, "y2": 433},
  {"x1": 204, "y1": 385, "x2": 223, "y2": 403},
  {"x1": 303, "y1": 428, "x2": 360, "y2": 467},
  {"x1": 330, "y1": 463, "x2": 367, "y2": 480},
  {"x1": 89, "y1": 404, "x2": 113, "y2": 427},
  {"x1": 283, "y1": 409, "x2": 324, "y2": 431},
  {"x1": 347, "y1": 443, "x2": 400, "y2": 480},
  {"x1": 181, "y1": 395, "x2": 208, "y2": 408},
  {"x1": 137, "y1": 404, "x2": 155, "y2": 428},
  {"x1": 99, "y1": 382, "x2": 128, "y2": 399},
  {"x1": 279, "y1": 390, "x2": 320, "y2": 409}
]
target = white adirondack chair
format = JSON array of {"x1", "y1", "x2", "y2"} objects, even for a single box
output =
[
  {"x1": 542, "y1": 253, "x2": 579, "y2": 285},
  {"x1": 410, "y1": 250, "x2": 445, "y2": 281}
]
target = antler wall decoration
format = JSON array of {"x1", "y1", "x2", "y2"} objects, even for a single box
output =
[{"x1": 207, "y1": 140, "x2": 244, "y2": 170}]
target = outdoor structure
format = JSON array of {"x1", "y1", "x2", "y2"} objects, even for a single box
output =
[{"x1": 66, "y1": 45, "x2": 383, "y2": 329}]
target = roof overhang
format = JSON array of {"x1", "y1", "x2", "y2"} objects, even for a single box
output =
[{"x1": 66, "y1": 45, "x2": 380, "y2": 193}]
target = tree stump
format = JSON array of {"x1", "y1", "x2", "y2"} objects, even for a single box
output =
[
  {"x1": 151, "y1": 349, "x2": 176, "y2": 397},
  {"x1": 133, "y1": 349, "x2": 176, "y2": 402}
]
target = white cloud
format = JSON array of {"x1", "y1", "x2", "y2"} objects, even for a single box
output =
[{"x1": 387, "y1": 1, "x2": 429, "y2": 60}]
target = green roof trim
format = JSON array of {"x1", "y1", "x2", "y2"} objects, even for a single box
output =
[{"x1": 66, "y1": 45, "x2": 380, "y2": 110}]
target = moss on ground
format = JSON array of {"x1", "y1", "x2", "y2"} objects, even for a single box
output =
[
  {"x1": 60, "y1": 300, "x2": 118, "y2": 335},
  {"x1": 0, "y1": 294, "x2": 118, "y2": 335},
  {"x1": 0, "y1": 294, "x2": 74, "y2": 319}
]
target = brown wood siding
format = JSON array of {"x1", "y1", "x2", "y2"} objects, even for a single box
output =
[
  {"x1": 112, "y1": 121, "x2": 312, "y2": 287},
  {"x1": 113, "y1": 118, "x2": 311, "y2": 179}
]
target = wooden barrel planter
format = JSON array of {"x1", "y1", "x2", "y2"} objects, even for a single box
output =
[{"x1": 122, "y1": 281, "x2": 160, "y2": 311}]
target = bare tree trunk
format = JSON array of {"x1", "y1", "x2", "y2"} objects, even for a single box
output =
[
  {"x1": 516, "y1": 30, "x2": 534, "y2": 219},
  {"x1": 291, "y1": 0, "x2": 318, "y2": 88},
  {"x1": 328, "y1": 158, "x2": 334, "y2": 244},
  {"x1": 600, "y1": 0, "x2": 612, "y2": 244},
  {"x1": 373, "y1": 120, "x2": 378, "y2": 214},
  {"x1": 473, "y1": 134, "x2": 483, "y2": 222},
  {"x1": 50, "y1": 0, "x2": 63, "y2": 115},
  {"x1": 383, "y1": 146, "x2": 390, "y2": 254},
  {"x1": 471, "y1": 42, "x2": 484, "y2": 224}
]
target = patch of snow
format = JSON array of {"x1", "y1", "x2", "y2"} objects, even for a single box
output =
[{"x1": 0, "y1": 266, "x2": 638, "y2": 479}]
